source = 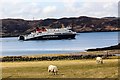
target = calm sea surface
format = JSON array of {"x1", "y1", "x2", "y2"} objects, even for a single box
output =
[{"x1": 0, "y1": 32, "x2": 118, "y2": 56}]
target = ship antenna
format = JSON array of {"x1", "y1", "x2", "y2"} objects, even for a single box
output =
[
  {"x1": 62, "y1": 24, "x2": 65, "y2": 28},
  {"x1": 33, "y1": 17, "x2": 34, "y2": 21}
]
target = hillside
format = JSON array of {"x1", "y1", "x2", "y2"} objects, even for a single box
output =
[{"x1": 1, "y1": 16, "x2": 120, "y2": 37}]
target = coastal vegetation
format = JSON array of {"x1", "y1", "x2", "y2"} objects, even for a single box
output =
[
  {"x1": 1, "y1": 53, "x2": 116, "y2": 62},
  {"x1": 1, "y1": 48, "x2": 119, "y2": 62}
]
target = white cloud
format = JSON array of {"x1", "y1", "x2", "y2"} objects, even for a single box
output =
[
  {"x1": 62, "y1": 0, "x2": 78, "y2": 5},
  {"x1": 73, "y1": 0, "x2": 119, "y2": 2},
  {"x1": 42, "y1": 6, "x2": 56, "y2": 14},
  {"x1": 0, "y1": 0, "x2": 119, "y2": 19},
  {"x1": 61, "y1": 1, "x2": 118, "y2": 18},
  {"x1": 85, "y1": 2, "x2": 118, "y2": 17},
  {"x1": 0, "y1": 0, "x2": 43, "y2": 19}
]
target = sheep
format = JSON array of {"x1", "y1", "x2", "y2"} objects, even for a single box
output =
[
  {"x1": 48, "y1": 65, "x2": 58, "y2": 75},
  {"x1": 96, "y1": 57, "x2": 103, "y2": 64}
]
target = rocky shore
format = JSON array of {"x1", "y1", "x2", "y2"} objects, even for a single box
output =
[{"x1": 87, "y1": 43, "x2": 120, "y2": 51}]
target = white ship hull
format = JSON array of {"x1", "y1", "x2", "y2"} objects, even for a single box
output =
[{"x1": 18, "y1": 27, "x2": 76, "y2": 40}]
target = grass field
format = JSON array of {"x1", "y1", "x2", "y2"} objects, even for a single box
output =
[{"x1": 2, "y1": 59, "x2": 118, "y2": 78}]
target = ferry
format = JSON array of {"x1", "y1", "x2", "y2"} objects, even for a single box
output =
[{"x1": 18, "y1": 26, "x2": 76, "y2": 40}]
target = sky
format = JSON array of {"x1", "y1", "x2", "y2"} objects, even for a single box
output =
[{"x1": 0, "y1": 0, "x2": 120, "y2": 20}]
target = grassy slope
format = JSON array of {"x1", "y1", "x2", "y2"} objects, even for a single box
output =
[{"x1": 2, "y1": 59, "x2": 118, "y2": 78}]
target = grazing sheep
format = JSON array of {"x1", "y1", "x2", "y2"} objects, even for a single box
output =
[
  {"x1": 96, "y1": 57, "x2": 103, "y2": 64},
  {"x1": 48, "y1": 65, "x2": 58, "y2": 75}
]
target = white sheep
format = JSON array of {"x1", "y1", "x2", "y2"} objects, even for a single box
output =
[
  {"x1": 48, "y1": 65, "x2": 58, "y2": 75},
  {"x1": 96, "y1": 57, "x2": 103, "y2": 64}
]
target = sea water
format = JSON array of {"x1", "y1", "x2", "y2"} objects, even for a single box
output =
[{"x1": 1, "y1": 32, "x2": 118, "y2": 56}]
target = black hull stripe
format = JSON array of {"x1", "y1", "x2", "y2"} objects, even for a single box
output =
[{"x1": 20, "y1": 34, "x2": 76, "y2": 40}]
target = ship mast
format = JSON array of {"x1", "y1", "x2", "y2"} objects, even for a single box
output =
[{"x1": 61, "y1": 24, "x2": 65, "y2": 28}]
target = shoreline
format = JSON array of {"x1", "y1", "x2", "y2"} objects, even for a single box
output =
[
  {"x1": 1, "y1": 49, "x2": 119, "y2": 62},
  {"x1": 1, "y1": 44, "x2": 120, "y2": 57},
  {"x1": 1, "y1": 49, "x2": 119, "y2": 57},
  {"x1": 1, "y1": 41, "x2": 119, "y2": 61},
  {"x1": 87, "y1": 43, "x2": 120, "y2": 51},
  {"x1": 1, "y1": 30, "x2": 119, "y2": 38}
]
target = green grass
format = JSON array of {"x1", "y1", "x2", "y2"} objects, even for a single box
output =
[{"x1": 2, "y1": 59, "x2": 118, "y2": 78}]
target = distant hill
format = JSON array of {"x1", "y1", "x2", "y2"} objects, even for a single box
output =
[{"x1": 1, "y1": 16, "x2": 120, "y2": 37}]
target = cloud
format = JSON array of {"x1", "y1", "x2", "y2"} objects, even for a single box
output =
[
  {"x1": 82, "y1": 2, "x2": 118, "y2": 17},
  {"x1": 61, "y1": 1, "x2": 118, "y2": 18},
  {"x1": 0, "y1": 0, "x2": 119, "y2": 19},
  {"x1": 71, "y1": 0, "x2": 119, "y2": 2},
  {"x1": 62, "y1": 0, "x2": 78, "y2": 5},
  {"x1": 42, "y1": 6, "x2": 56, "y2": 14},
  {"x1": 0, "y1": 1, "x2": 42, "y2": 19}
]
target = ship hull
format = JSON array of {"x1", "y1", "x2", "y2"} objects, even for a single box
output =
[{"x1": 19, "y1": 34, "x2": 76, "y2": 40}]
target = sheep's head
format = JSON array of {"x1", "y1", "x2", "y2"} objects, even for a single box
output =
[{"x1": 48, "y1": 70, "x2": 51, "y2": 72}]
